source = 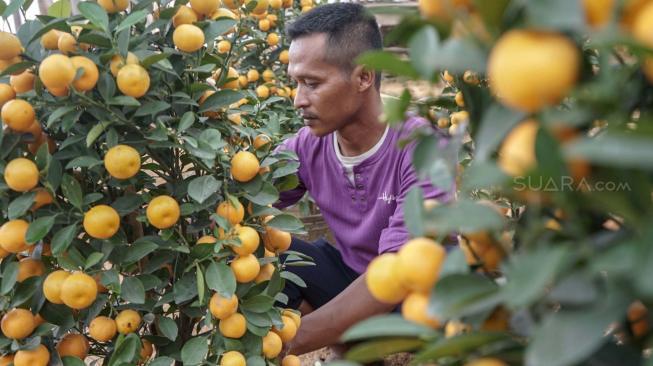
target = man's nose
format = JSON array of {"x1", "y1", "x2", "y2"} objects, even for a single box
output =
[{"x1": 293, "y1": 84, "x2": 309, "y2": 109}]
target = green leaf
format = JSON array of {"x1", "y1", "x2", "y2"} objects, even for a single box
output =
[
  {"x1": 565, "y1": 133, "x2": 653, "y2": 170},
  {"x1": 181, "y1": 336, "x2": 208, "y2": 365},
  {"x1": 77, "y1": 1, "x2": 109, "y2": 32},
  {"x1": 108, "y1": 96, "x2": 140, "y2": 107},
  {"x1": 198, "y1": 89, "x2": 244, "y2": 113},
  {"x1": 403, "y1": 187, "x2": 425, "y2": 237},
  {"x1": 205, "y1": 261, "x2": 236, "y2": 298},
  {"x1": 188, "y1": 175, "x2": 221, "y2": 204},
  {"x1": 174, "y1": 271, "x2": 198, "y2": 304},
  {"x1": 116, "y1": 9, "x2": 148, "y2": 31},
  {"x1": 84, "y1": 252, "x2": 104, "y2": 269},
  {"x1": 47, "y1": 0, "x2": 71, "y2": 17},
  {"x1": 525, "y1": 0, "x2": 585, "y2": 31},
  {"x1": 135, "y1": 101, "x2": 171, "y2": 117},
  {"x1": 197, "y1": 266, "x2": 205, "y2": 304},
  {"x1": 47, "y1": 106, "x2": 77, "y2": 129},
  {"x1": 149, "y1": 357, "x2": 176, "y2": 366},
  {"x1": 356, "y1": 50, "x2": 418, "y2": 79},
  {"x1": 408, "y1": 26, "x2": 440, "y2": 80},
  {"x1": 26, "y1": 215, "x2": 57, "y2": 244},
  {"x1": 86, "y1": 122, "x2": 113, "y2": 147},
  {"x1": 65, "y1": 156, "x2": 103, "y2": 170},
  {"x1": 241, "y1": 295, "x2": 275, "y2": 313},
  {"x1": 142, "y1": 52, "x2": 173, "y2": 68},
  {"x1": 281, "y1": 271, "x2": 306, "y2": 288},
  {"x1": 62, "y1": 356, "x2": 86, "y2": 366},
  {"x1": 61, "y1": 174, "x2": 83, "y2": 209},
  {"x1": 433, "y1": 38, "x2": 487, "y2": 74},
  {"x1": 157, "y1": 316, "x2": 178, "y2": 341},
  {"x1": 123, "y1": 240, "x2": 158, "y2": 264},
  {"x1": 474, "y1": 103, "x2": 525, "y2": 161},
  {"x1": 3, "y1": 0, "x2": 24, "y2": 19},
  {"x1": 179, "y1": 111, "x2": 195, "y2": 131},
  {"x1": 267, "y1": 214, "x2": 305, "y2": 233},
  {"x1": 526, "y1": 286, "x2": 630, "y2": 366},
  {"x1": 111, "y1": 193, "x2": 143, "y2": 216},
  {"x1": 107, "y1": 333, "x2": 141, "y2": 366},
  {"x1": 345, "y1": 338, "x2": 424, "y2": 364},
  {"x1": 244, "y1": 181, "x2": 279, "y2": 206},
  {"x1": 52, "y1": 224, "x2": 78, "y2": 255},
  {"x1": 413, "y1": 332, "x2": 512, "y2": 363},
  {"x1": 40, "y1": 302, "x2": 74, "y2": 327},
  {"x1": 422, "y1": 199, "x2": 505, "y2": 235},
  {"x1": 121, "y1": 277, "x2": 145, "y2": 304},
  {"x1": 342, "y1": 314, "x2": 436, "y2": 342},
  {"x1": 8, "y1": 192, "x2": 36, "y2": 219},
  {"x1": 430, "y1": 273, "x2": 500, "y2": 319},
  {"x1": 0, "y1": 262, "x2": 18, "y2": 295},
  {"x1": 501, "y1": 246, "x2": 571, "y2": 308}
]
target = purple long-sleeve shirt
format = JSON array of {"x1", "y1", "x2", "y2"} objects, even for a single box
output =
[{"x1": 277, "y1": 117, "x2": 450, "y2": 274}]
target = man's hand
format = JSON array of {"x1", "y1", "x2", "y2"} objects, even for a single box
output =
[{"x1": 284, "y1": 273, "x2": 396, "y2": 356}]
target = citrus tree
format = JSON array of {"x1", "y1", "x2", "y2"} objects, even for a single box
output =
[
  {"x1": 0, "y1": 0, "x2": 316, "y2": 364},
  {"x1": 340, "y1": 1, "x2": 653, "y2": 366}
]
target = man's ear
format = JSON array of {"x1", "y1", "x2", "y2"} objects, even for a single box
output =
[{"x1": 353, "y1": 65, "x2": 375, "y2": 92}]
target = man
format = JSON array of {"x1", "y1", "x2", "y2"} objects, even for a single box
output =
[{"x1": 276, "y1": 3, "x2": 449, "y2": 356}]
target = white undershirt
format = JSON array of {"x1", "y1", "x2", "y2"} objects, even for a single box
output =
[{"x1": 334, "y1": 126, "x2": 389, "y2": 185}]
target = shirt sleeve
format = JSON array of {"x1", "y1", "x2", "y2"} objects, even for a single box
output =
[
  {"x1": 274, "y1": 130, "x2": 308, "y2": 209},
  {"x1": 377, "y1": 137, "x2": 453, "y2": 254}
]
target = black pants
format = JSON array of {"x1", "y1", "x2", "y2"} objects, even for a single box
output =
[{"x1": 282, "y1": 237, "x2": 360, "y2": 310}]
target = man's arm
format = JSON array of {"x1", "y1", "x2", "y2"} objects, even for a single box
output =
[{"x1": 286, "y1": 273, "x2": 395, "y2": 355}]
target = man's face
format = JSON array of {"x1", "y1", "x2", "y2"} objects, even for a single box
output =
[{"x1": 288, "y1": 34, "x2": 363, "y2": 137}]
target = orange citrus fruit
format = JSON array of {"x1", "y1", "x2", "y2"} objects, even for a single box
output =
[
  {"x1": 117, "y1": 64, "x2": 150, "y2": 98},
  {"x1": 116, "y1": 309, "x2": 141, "y2": 334},
  {"x1": 498, "y1": 119, "x2": 538, "y2": 177},
  {"x1": 402, "y1": 292, "x2": 440, "y2": 328},
  {"x1": 17, "y1": 258, "x2": 45, "y2": 282},
  {"x1": 0, "y1": 32, "x2": 22, "y2": 61},
  {"x1": 40, "y1": 29, "x2": 60, "y2": 50},
  {"x1": 487, "y1": 30, "x2": 579, "y2": 113},
  {"x1": 233, "y1": 225, "x2": 260, "y2": 255},
  {"x1": 231, "y1": 151, "x2": 260, "y2": 182},
  {"x1": 109, "y1": 52, "x2": 139, "y2": 77},
  {"x1": 1, "y1": 309, "x2": 35, "y2": 339},
  {"x1": 0, "y1": 83, "x2": 15, "y2": 107},
  {"x1": 57, "y1": 32, "x2": 77, "y2": 54},
  {"x1": 0, "y1": 219, "x2": 30, "y2": 253},
  {"x1": 272, "y1": 315, "x2": 297, "y2": 342},
  {"x1": 56, "y1": 333, "x2": 89, "y2": 360},
  {"x1": 14, "y1": 344, "x2": 49, "y2": 366},
  {"x1": 9, "y1": 69, "x2": 35, "y2": 94},
  {"x1": 104, "y1": 144, "x2": 141, "y2": 179},
  {"x1": 43, "y1": 270, "x2": 71, "y2": 304},
  {"x1": 97, "y1": 0, "x2": 129, "y2": 13},
  {"x1": 282, "y1": 355, "x2": 300, "y2": 366},
  {"x1": 70, "y1": 56, "x2": 99, "y2": 91},
  {"x1": 88, "y1": 316, "x2": 117, "y2": 342},
  {"x1": 39, "y1": 54, "x2": 76, "y2": 90},
  {"x1": 4, "y1": 157, "x2": 39, "y2": 192},
  {"x1": 173, "y1": 24, "x2": 205, "y2": 53},
  {"x1": 395, "y1": 237, "x2": 446, "y2": 293},
  {"x1": 209, "y1": 292, "x2": 239, "y2": 320},
  {"x1": 216, "y1": 199, "x2": 245, "y2": 225},
  {"x1": 262, "y1": 331, "x2": 283, "y2": 358},
  {"x1": 190, "y1": 0, "x2": 220, "y2": 15},
  {"x1": 366, "y1": 253, "x2": 408, "y2": 304},
  {"x1": 60, "y1": 272, "x2": 98, "y2": 309},
  {"x1": 146, "y1": 195, "x2": 181, "y2": 229},
  {"x1": 83, "y1": 205, "x2": 120, "y2": 239},
  {"x1": 2, "y1": 99, "x2": 36, "y2": 132},
  {"x1": 219, "y1": 312, "x2": 247, "y2": 338},
  {"x1": 220, "y1": 351, "x2": 246, "y2": 366},
  {"x1": 173, "y1": 6, "x2": 199, "y2": 27},
  {"x1": 231, "y1": 254, "x2": 260, "y2": 283}
]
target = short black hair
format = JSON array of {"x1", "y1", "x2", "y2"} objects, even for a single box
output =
[{"x1": 286, "y1": 3, "x2": 383, "y2": 90}]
